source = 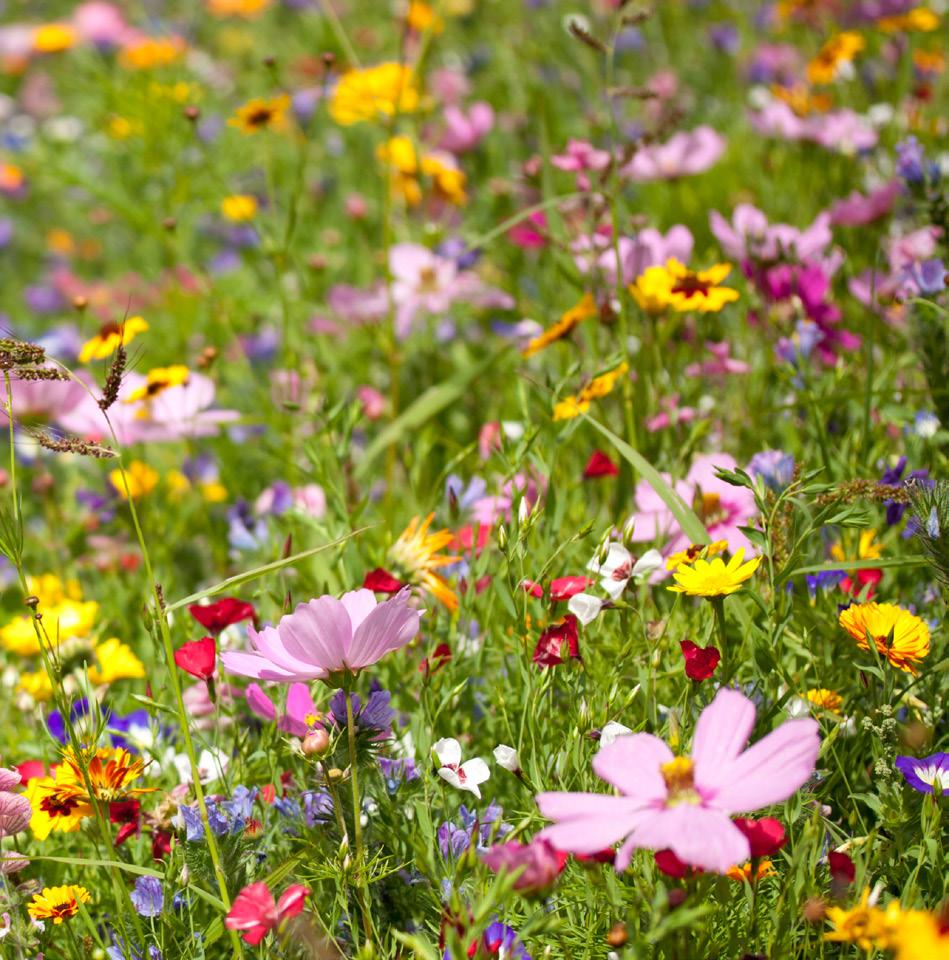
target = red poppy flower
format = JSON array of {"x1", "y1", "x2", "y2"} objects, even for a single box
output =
[
  {"x1": 827, "y1": 851, "x2": 855, "y2": 885},
  {"x1": 533, "y1": 615, "x2": 580, "y2": 667},
  {"x1": 733, "y1": 817, "x2": 786, "y2": 858},
  {"x1": 550, "y1": 576, "x2": 591, "y2": 601},
  {"x1": 680, "y1": 640, "x2": 721, "y2": 682},
  {"x1": 583, "y1": 450, "x2": 619, "y2": 479},
  {"x1": 452, "y1": 523, "x2": 491, "y2": 554},
  {"x1": 363, "y1": 567, "x2": 406, "y2": 593},
  {"x1": 189, "y1": 597, "x2": 255, "y2": 634},
  {"x1": 174, "y1": 636, "x2": 217, "y2": 680}
]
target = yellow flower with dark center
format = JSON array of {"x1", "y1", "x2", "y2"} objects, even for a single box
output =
[
  {"x1": 665, "y1": 539, "x2": 728, "y2": 572},
  {"x1": 208, "y1": 0, "x2": 272, "y2": 16},
  {"x1": 28, "y1": 886, "x2": 91, "y2": 924},
  {"x1": 407, "y1": 1, "x2": 444, "y2": 33},
  {"x1": 109, "y1": 460, "x2": 159, "y2": 500},
  {"x1": 630, "y1": 259, "x2": 738, "y2": 314},
  {"x1": 522, "y1": 293, "x2": 597, "y2": 358},
  {"x1": 878, "y1": 7, "x2": 939, "y2": 32},
  {"x1": 771, "y1": 83, "x2": 832, "y2": 116},
  {"x1": 229, "y1": 94, "x2": 292, "y2": 134},
  {"x1": 221, "y1": 194, "x2": 258, "y2": 221},
  {"x1": 891, "y1": 908, "x2": 949, "y2": 960},
  {"x1": 669, "y1": 549, "x2": 762, "y2": 598},
  {"x1": 24, "y1": 777, "x2": 93, "y2": 840},
  {"x1": 553, "y1": 362, "x2": 629, "y2": 421},
  {"x1": 118, "y1": 37, "x2": 186, "y2": 70},
  {"x1": 33, "y1": 24, "x2": 77, "y2": 54},
  {"x1": 838, "y1": 602, "x2": 930, "y2": 673},
  {"x1": 825, "y1": 889, "x2": 904, "y2": 951},
  {"x1": 807, "y1": 32, "x2": 866, "y2": 85},
  {"x1": 419, "y1": 153, "x2": 467, "y2": 205},
  {"x1": 389, "y1": 514, "x2": 459, "y2": 611},
  {"x1": 88, "y1": 638, "x2": 145, "y2": 685},
  {"x1": 79, "y1": 316, "x2": 148, "y2": 363},
  {"x1": 805, "y1": 688, "x2": 843, "y2": 713},
  {"x1": 329, "y1": 63, "x2": 419, "y2": 126},
  {"x1": 124, "y1": 365, "x2": 190, "y2": 403}
]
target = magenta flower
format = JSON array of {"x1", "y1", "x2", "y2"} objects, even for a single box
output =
[
  {"x1": 536, "y1": 688, "x2": 819, "y2": 873},
  {"x1": 222, "y1": 589, "x2": 421, "y2": 682},
  {"x1": 684, "y1": 341, "x2": 749, "y2": 378},
  {"x1": 830, "y1": 180, "x2": 900, "y2": 227},
  {"x1": 439, "y1": 102, "x2": 494, "y2": 153},
  {"x1": 481, "y1": 836, "x2": 568, "y2": 893},
  {"x1": 620, "y1": 126, "x2": 725, "y2": 181}
]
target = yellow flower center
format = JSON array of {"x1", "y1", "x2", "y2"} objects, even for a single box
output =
[
  {"x1": 697, "y1": 492, "x2": 728, "y2": 526},
  {"x1": 661, "y1": 757, "x2": 701, "y2": 806}
]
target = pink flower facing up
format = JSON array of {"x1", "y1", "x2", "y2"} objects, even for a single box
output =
[
  {"x1": 221, "y1": 589, "x2": 421, "y2": 683},
  {"x1": 536, "y1": 688, "x2": 819, "y2": 874},
  {"x1": 481, "y1": 837, "x2": 568, "y2": 894},
  {"x1": 225, "y1": 882, "x2": 309, "y2": 946}
]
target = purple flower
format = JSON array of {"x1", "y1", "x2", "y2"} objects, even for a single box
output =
[
  {"x1": 302, "y1": 791, "x2": 334, "y2": 826},
  {"x1": 329, "y1": 688, "x2": 395, "y2": 736},
  {"x1": 130, "y1": 877, "x2": 164, "y2": 918},
  {"x1": 749, "y1": 450, "x2": 795, "y2": 491},
  {"x1": 895, "y1": 137, "x2": 926, "y2": 184},
  {"x1": 895, "y1": 753, "x2": 948, "y2": 794},
  {"x1": 879, "y1": 457, "x2": 932, "y2": 525},
  {"x1": 804, "y1": 570, "x2": 845, "y2": 600},
  {"x1": 177, "y1": 805, "x2": 205, "y2": 842}
]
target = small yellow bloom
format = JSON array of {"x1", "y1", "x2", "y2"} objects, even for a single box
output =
[
  {"x1": 665, "y1": 540, "x2": 728, "y2": 572},
  {"x1": 807, "y1": 32, "x2": 866, "y2": 85},
  {"x1": 79, "y1": 316, "x2": 149, "y2": 363},
  {"x1": 669, "y1": 549, "x2": 762, "y2": 598},
  {"x1": 46, "y1": 228, "x2": 75, "y2": 255},
  {"x1": 221, "y1": 194, "x2": 258, "y2": 221},
  {"x1": 207, "y1": 0, "x2": 272, "y2": 16},
  {"x1": 838, "y1": 602, "x2": 930, "y2": 674},
  {"x1": 389, "y1": 514, "x2": 459, "y2": 610},
  {"x1": 420, "y1": 153, "x2": 467, "y2": 205},
  {"x1": 88, "y1": 638, "x2": 145, "y2": 685},
  {"x1": 407, "y1": 1, "x2": 444, "y2": 34},
  {"x1": 118, "y1": 36, "x2": 186, "y2": 70},
  {"x1": 804, "y1": 688, "x2": 843, "y2": 713},
  {"x1": 107, "y1": 115, "x2": 142, "y2": 140},
  {"x1": 830, "y1": 528, "x2": 882, "y2": 564},
  {"x1": 17, "y1": 669, "x2": 54, "y2": 702},
  {"x1": 28, "y1": 886, "x2": 91, "y2": 924},
  {"x1": 771, "y1": 83, "x2": 832, "y2": 117},
  {"x1": 825, "y1": 888, "x2": 903, "y2": 951},
  {"x1": 23, "y1": 777, "x2": 92, "y2": 840},
  {"x1": 726, "y1": 859, "x2": 776, "y2": 883},
  {"x1": 32, "y1": 24, "x2": 78, "y2": 54},
  {"x1": 110, "y1": 461, "x2": 159, "y2": 500},
  {"x1": 229, "y1": 94, "x2": 292, "y2": 134},
  {"x1": 523, "y1": 293, "x2": 597, "y2": 358},
  {"x1": 629, "y1": 259, "x2": 738, "y2": 314},
  {"x1": 553, "y1": 362, "x2": 628, "y2": 421},
  {"x1": 329, "y1": 63, "x2": 419, "y2": 126},
  {"x1": 1, "y1": 598, "x2": 98, "y2": 656},
  {"x1": 124, "y1": 365, "x2": 190, "y2": 403},
  {"x1": 878, "y1": 7, "x2": 939, "y2": 32}
]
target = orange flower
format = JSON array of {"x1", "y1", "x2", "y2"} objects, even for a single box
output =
[{"x1": 838, "y1": 602, "x2": 930, "y2": 673}]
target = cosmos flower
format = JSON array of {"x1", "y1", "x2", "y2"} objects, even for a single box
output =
[
  {"x1": 894, "y1": 753, "x2": 948, "y2": 794},
  {"x1": 620, "y1": 126, "x2": 726, "y2": 181},
  {"x1": 481, "y1": 837, "x2": 568, "y2": 894},
  {"x1": 838, "y1": 602, "x2": 931, "y2": 673},
  {"x1": 27, "y1": 885, "x2": 91, "y2": 924},
  {"x1": 433, "y1": 738, "x2": 491, "y2": 799},
  {"x1": 329, "y1": 63, "x2": 419, "y2": 126},
  {"x1": 668, "y1": 549, "x2": 762, "y2": 598},
  {"x1": 225, "y1": 882, "x2": 309, "y2": 946},
  {"x1": 221, "y1": 589, "x2": 421, "y2": 682},
  {"x1": 536, "y1": 688, "x2": 819, "y2": 873}
]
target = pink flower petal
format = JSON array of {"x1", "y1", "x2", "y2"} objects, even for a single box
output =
[{"x1": 592, "y1": 734, "x2": 672, "y2": 800}]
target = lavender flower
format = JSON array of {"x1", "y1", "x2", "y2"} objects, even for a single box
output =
[
  {"x1": 895, "y1": 753, "x2": 948, "y2": 794},
  {"x1": 130, "y1": 877, "x2": 164, "y2": 918}
]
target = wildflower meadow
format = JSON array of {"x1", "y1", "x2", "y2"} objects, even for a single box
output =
[{"x1": 0, "y1": 0, "x2": 946, "y2": 958}]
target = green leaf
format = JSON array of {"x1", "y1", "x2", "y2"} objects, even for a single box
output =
[{"x1": 581, "y1": 414, "x2": 710, "y2": 545}]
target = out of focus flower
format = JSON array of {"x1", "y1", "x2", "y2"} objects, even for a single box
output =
[
  {"x1": 583, "y1": 450, "x2": 619, "y2": 479},
  {"x1": 838, "y1": 602, "x2": 930, "y2": 673},
  {"x1": 438, "y1": 102, "x2": 494, "y2": 153},
  {"x1": 522, "y1": 293, "x2": 596, "y2": 358},
  {"x1": 329, "y1": 63, "x2": 419, "y2": 126},
  {"x1": 481, "y1": 837, "x2": 567, "y2": 893},
  {"x1": 493, "y1": 745, "x2": 520, "y2": 773},
  {"x1": 894, "y1": 752, "x2": 948, "y2": 794},
  {"x1": 749, "y1": 450, "x2": 795, "y2": 491},
  {"x1": 806, "y1": 33, "x2": 865, "y2": 85},
  {"x1": 189, "y1": 598, "x2": 255, "y2": 634},
  {"x1": 890, "y1": 908, "x2": 949, "y2": 960},
  {"x1": 733, "y1": 817, "x2": 786, "y2": 858},
  {"x1": 629, "y1": 259, "x2": 738, "y2": 314},
  {"x1": 620, "y1": 126, "x2": 725, "y2": 180},
  {"x1": 88, "y1": 638, "x2": 145, "y2": 685},
  {"x1": 553, "y1": 362, "x2": 628, "y2": 420},
  {"x1": 78, "y1": 315, "x2": 148, "y2": 362},
  {"x1": 434, "y1": 738, "x2": 490, "y2": 799},
  {"x1": 33, "y1": 24, "x2": 78, "y2": 54},
  {"x1": 229, "y1": 95, "x2": 291, "y2": 134},
  {"x1": 221, "y1": 195, "x2": 257, "y2": 221},
  {"x1": 824, "y1": 888, "x2": 903, "y2": 951},
  {"x1": 109, "y1": 460, "x2": 159, "y2": 500},
  {"x1": 225, "y1": 882, "x2": 309, "y2": 946},
  {"x1": 804, "y1": 689, "x2": 843, "y2": 714},
  {"x1": 389, "y1": 514, "x2": 458, "y2": 610},
  {"x1": 533, "y1": 615, "x2": 580, "y2": 667},
  {"x1": 27, "y1": 885, "x2": 90, "y2": 924}
]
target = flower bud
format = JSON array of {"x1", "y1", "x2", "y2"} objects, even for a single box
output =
[
  {"x1": 621, "y1": 515, "x2": 637, "y2": 549},
  {"x1": 493, "y1": 744, "x2": 520, "y2": 773},
  {"x1": 302, "y1": 728, "x2": 330, "y2": 756}
]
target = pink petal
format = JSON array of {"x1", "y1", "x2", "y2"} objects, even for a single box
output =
[
  {"x1": 283, "y1": 683, "x2": 317, "y2": 736},
  {"x1": 629, "y1": 806, "x2": 749, "y2": 874},
  {"x1": 245, "y1": 684, "x2": 277, "y2": 722},
  {"x1": 221, "y1": 651, "x2": 309, "y2": 682},
  {"x1": 339, "y1": 589, "x2": 378, "y2": 632},
  {"x1": 0, "y1": 792, "x2": 32, "y2": 837},
  {"x1": 225, "y1": 882, "x2": 277, "y2": 932},
  {"x1": 349, "y1": 589, "x2": 421, "y2": 669},
  {"x1": 536, "y1": 793, "x2": 646, "y2": 853},
  {"x1": 692, "y1": 688, "x2": 756, "y2": 787},
  {"x1": 277, "y1": 598, "x2": 353, "y2": 672},
  {"x1": 592, "y1": 734, "x2": 672, "y2": 800}
]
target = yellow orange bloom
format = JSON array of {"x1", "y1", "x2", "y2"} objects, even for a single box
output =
[
  {"x1": 838, "y1": 602, "x2": 930, "y2": 673},
  {"x1": 771, "y1": 83, "x2": 832, "y2": 116},
  {"x1": 228, "y1": 94, "x2": 292, "y2": 134},
  {"x1": 109, "y1": 460, "x2": 160, "y2": 500},
  {"x1": 665, "y1": 540, "x2": 728, "y2": 572},
  {"x1": 221, "y1": 194, "x2": 258, "y2": 221},
  {"x1": 0, "y1": 163, "x2": 25, "y2": 193},
  {"x1": 2, "y1": 593, "x2": 98, "y2": 656},
  {"x1": 912, "y1": 49, "x2": 944, "y2": 75},
  {"x1": 522, "y1": 293, "x2": 597, "y2": 358},
  {"x1": 28, "y1": 886, "x2": 91, "y2": 924},
  {"x1": 804, "y1": 688, "x2": 843, "y2": 713},
  {"x1": 118, "y1": 36, "x2": 185, "y2": 70},
  {"x1": 807, "y1": 33, "x2": 865, "y2": 85},
  {"x1": 88, "y1": 638, "x2": 145, "y2": 685},
  {"x1": 407, "y1": 1, "x2": 444, "y2": 33},
  {"x1": 208, "y1": 0, "x2": 272, "y2": 16},
  {"x1": 124, "y1": 364, "x2": 190, "y2": 403},
  {"x1": 32, "y1": 24, "x2": 77, "y2": 54},
  {"x1": 892, "y1": 908, "x2": 949, "y2": 960},
  {"x1": 389, "y1": 514, "x2": 458, "y2": 611},
  {"x1": 825, "y1": 889, "x2": 904, "y2": 951},
  {"x1": 24, "y1": 777, "x2": 92, "y2": 840},
  {"x1": 329, "y1": 63, "x2": 419, "y2": 126},
  {"x1": 878, "y1": 7, "x2": 939, "y2": 32},
  {"x1": 16, "y1": 669, "x2": 54, "y2": 702},
  {"x1": 553, "y1": 362, "x2": 628, "y2": 421},
  {"x1": 57, "y1": 746, "x2": 154, "y2": 803},
  {"x1": 669, "y1": 549, "x2": 762, "y2": 598},
  {"x1": 830, "y1": 528, "x2": 882, "y2": 564},
  {"x1": 79, "y1": 316, "x2": 149, "y2": 363},
  {"x1": 630, "y1": 259, "x2": 739, "y2": 314},
  {"x1": 726, "y1": 859, "x2": 776, "y2": 883}
]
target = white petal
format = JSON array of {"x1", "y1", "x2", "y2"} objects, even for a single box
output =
[
  {"x1": 631, "y1": 549, "x2": 664, "y2": 579},
  {"x1": 493, "y1": 744, "x2": 520, "y2": 772},
  {"x1": 601, "y1": 577, "x2": 628, "y2": 601},
  {"x1": 599, "y1": 721, "x2": 633, "y2": 748},
  {"x1": 460, "y1": 757, "x2": 491, "y2": 786},
  {"x1": 432, "y1": 737, "x2": 461, "y2": 767},
  {"x1": 567, "y1": 593, "x2": 603, "y2": 625}
]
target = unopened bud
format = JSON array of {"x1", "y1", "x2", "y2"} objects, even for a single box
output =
[
  {"x1": 496, "y1": 522, "x2": 507, "y2": 550},
  {"x1": 517, "y1": 496, "x2": 531, "y2": 526},
  {"x1": 493, "y1": 744, "x2": 520, "y2": 773},
  {"x1": 621, "y1": 515, "x2": 637, "y2": 549},
  {"x1": 184, "y1": 105, "x2": 200, "y2": 122},
  {"x1": 302, "y1": 728, "x2": 330, "y2": 756},
  {"x1": 606, "y1": 923, "x2": 628, "y2": 948},
  {"x1": 72, "y1": 295, "x2": 88, "y2": 312},
  {"x1": 161, "y1": 217, "x2": 176, "y2": 231}
]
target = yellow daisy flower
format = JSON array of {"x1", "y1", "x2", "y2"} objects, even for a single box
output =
[
  {"x1": 668, "y1": 549, "x2": 762, "y2": 598},
  {"x1": 88, "y1": 638, "x2": 145, "y2": 685},
  {"x1": 208, "y1": 0, "x2": 272, "y2": 17},
  {"x1": 825, "y1": 889, "x2": 903, "y2": 951},
  {"x1": 629, "y1": 259, "x2": 739, "y2": 314},
  {"x1": 389, "y1": 514, "x2": 459, "y2": 611},
  {"x1": 407, "y1": 1, "x2": 444, "y2": 33},
  {"x1": 838, "y1": 602, "x2": 930, "y2": 674},
  {"x1": 221, "y1": 194, "x2": 258, "y2": 221},
  {"x1": 78, "y1": 316, "x2": 148, "y2": 363},
  {"x1": 118, "y1": 36, "x2": 185, "y2": 70},
  {"x1": 23, "y1": 777, "x2": 93, "y2": 840},
  {"x1": 665, "y1": 540, "x2": 728, "y2": 572},
  {"x1": 17, "y1": 669, "x2": 54, "y2": 702},
  {"x1": 329, "y1": 63, "x2": 419, "y2": 126},
  {"x1": 553, "y1": 362, "x2": 629, "y2": 421},
  {"x1": 109, "y1": 460, "x2": 159, "y2": 500},
  {"x1": 804, "y1": 688, "x2": 843, "y2": 713},
  {"x1": 124, "y1": 365, "x2": 190, "y2": 403},
  {"x1": 28, "y1": 886, "x2": 91, "y2": 924},
  {"x1": 891, "y1": 908, "x2": 949, "y2": 960},
  {"x1": 32, "y1": 24, "x2": 77, "y2": 54},
  {"x1": 1, "y1": 599, "x2": 98, "y2": 656},
  {"x1": 228, "y1": 94, "x2": 292, "y2": 134}
]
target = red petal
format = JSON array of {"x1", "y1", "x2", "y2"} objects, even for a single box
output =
[
  {"x1": 174, "y1": 637, "x2": 217, "y2": 680},
  {"x1": 363, "y1": 568, "x2": 406, "y2": 593},
  {"x1": 733, "y1": 817, "x2": 786, "y2": 858},
  {"x1": 583, "y1": 450, "x2": 619, "y2": 479},
  {"x1": 550, "y1": 576, "x2": 592, "y2": 601},
  {"x1": 189, "y1": 597, "x2": 255, "y2": 634}
]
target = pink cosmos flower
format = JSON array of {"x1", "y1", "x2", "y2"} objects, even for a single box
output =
[
  {"x1": 709, "y1": 205, "x2": 833, "y2": 264},
  {"x1": 8, "y1": 370, "x2": 91, "y2": 424},
  {"x1": 552, "y1": 139, "x2": 611, "y2": 190},
  {"x1": 225, "y1": 882, "x2": 309, "y2": 946},
  {"x1": 684, "y1": 341, "x2": 749, "y2": 377},
  {"x1": 536, "y1": 688, "x2": 819, "y2": 873},
  {"x1": 245, "y1": 681, "x2": 321, "y2": 738},
  {"x1": 439, "y1": 102, "x2": 495, "y2": 153},
  {"x1": 222, "y1": 589, "x2": 421, "y2": 682},
  {"x1": 627, "y1": 453, "x2": 757, "y2": 558},
  {"x1": 481, "y1": 837, "x2": 568, "y2": 893},
  {"x1": 830, "y1": 180, "x2": 900, "y2": 227},
  {"x1": 748, "y1": 100, "x2": 809, "y2": 142},
  {"x1": 645, "y1": 394, "x2": 698, "y2": 433},
  {"x1": 72, "y1": 2, "x2": 134, "y2": 47},
  {"x1": 620, "y1": 127, "x2": 726, "y2": 181}
]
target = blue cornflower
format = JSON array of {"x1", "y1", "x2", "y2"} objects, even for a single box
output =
[{"x1": 130, "y1": 877, "x2": 164, "y2": 918}]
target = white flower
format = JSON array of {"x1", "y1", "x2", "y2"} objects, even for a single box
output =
[
  {"x1": 493, "y1": 744, "x2": 520, "y2": 773},
  {"x1": 433, "y1": 737, "x2": 490, "y2": 799},
  {"x1": 567, "y1": 592, "x2": 603, "y2": 626},
  {"x1": 167, "y1": 746, "x2": 229, "y2": 785},
  {"x1": 599, "y1": 721, "x2": 633, "y2": 748},
  {"x1": 587, "y1": 543, "x2": 663, "y2": 600}
]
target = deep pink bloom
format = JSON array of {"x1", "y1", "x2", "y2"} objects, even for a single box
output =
[
  {"x1": 549, "y1": 576, "x2": 591, "y2": 601},
  {"x1": 221, "y1": 589, "x2": 421, "y2": 682},
  {"x1": 680, "y1": 640, "x2": 720, "y2": 682},
  {"x1": 620, "y1": 127, "x2": 725, "y2": 181},
  {"x1": 583, "y1": 450, "x2": 619, "y2": 479},
  {"x1": 733, "y1": 817, "x2": 786, "y2": 858},
  {"x1": 830, "y1": 181, "x2": 900, "y2": 227},
  {"x1": 225, "y1": 882, "x2": 309, "y2": 946},
  {"x1": 508, "y1": 211, "x2": 548, "y2": 249},
  {"x1": 533, "y1": 616, "x2": 580, "y2": 668},
  {"x1": 174, "y1": 637, "x2": 216, "y2": 681},
  {"x1": 537, "y1": 688, "x2": 819, "y2": 873},
  {"x1": 439, "y1": 102, "x2": 494, "y2": 153},
  {"x1": 481, "y1": 837, "x2": 568, "y2": 893},
  {"x1": 245, "y1": 682, "x2": 320, "y2": 737},
  {"x1": 363, "y1": 568, "x2": 406, "y2": 594}
]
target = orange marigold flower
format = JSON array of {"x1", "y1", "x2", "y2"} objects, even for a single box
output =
[{"x1": 838, "y1": 602, "x2": 930, "y2": 673}]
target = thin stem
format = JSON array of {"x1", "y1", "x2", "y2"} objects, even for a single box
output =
[
  {"x1": 711, "y1": 597, "x2": 728, "y2": 681},
  {"x1": 344, "y1": 690, "x2": 374, "y2": 944}
]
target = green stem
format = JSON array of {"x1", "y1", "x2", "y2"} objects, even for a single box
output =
[
  {"x1": 344, "y1": 689, "x2": 374, "y2": 944},
  {"x1": 711, "y1": 597, "x2": 728, "y2": 680}
]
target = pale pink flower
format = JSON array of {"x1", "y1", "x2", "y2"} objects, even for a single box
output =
[
  {"x1": 709, "y1": 205, "x2": 833, "y2": 264},
  {"x1": 72, "y1": 2, "x2": 133, "y2": 47},
  {"x1": 225, "y1": 882, "x2": 309, "y2": 947},
  {"x1": 574, "y1": 226, "x2": 693, "y2": 286},
  {"x1": 537, "y1": 688, "x2": 819, "y2": 873},
  {"x1": 645, "y1": 394, "x2": 698, "y2": 433},
  {"x1": 439, "y1": 102, "x2": 494, "y2": 153},
  {"x1": 222, "y1": 589, "x2": 421, "y2": 682},
  {"x1": 8, "y1": 371, "x2": 90, "y2": 424},
  {"x1": 830, "y1": 180, "x2": 900, "y2": 227},
  {"x1": 620, "y1": 127, "x2": 725, "y2": 181},
  {"x1": 748, "y1": 100, "x2": 809, "y2": 142},
  {"x1": 357, "y1": 385, "x2": 386, "y2": 420},
  {"x1": 246, "y1": 682, "x2": 320, "y2": 737},
  {"x1": 433, "y1": 738, "x2": 490, "y2": 799},
  {"x1": 684, "y1": 341, "x2": 749, "y2": 377}
]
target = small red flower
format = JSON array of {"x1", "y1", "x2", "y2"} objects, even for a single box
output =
[
  {"x1": 573, "y1": 848, "x2": 616, "y2": 866},
  {"x1": 733, "y1": 817, "x2": 786, "y2": 858},
  {"x1": 583, "y1": 450, "x2": 619, "y2": 479},
  {"x1": 225, "y1": 882, "x2": 310, "y2": 946},
  {"x1": 419, "y1": 642, "x2": 452, "y2": 676},
  {"x1": 174, "y1": 637, "x2": 217, "y2": 681},
  {"x1": 654, "y1": 849, "x2": 700, "y2": 879},
  {"x1": 15, "y1": 760, "x2": 46, "y2": 784},
  {"x1": 549, "y1": 576, "x2": 592, "y2": 601},
  {"x1": 520, "y1": 579, "x2": 544, "y2": 598},
  {"x1": 827, "y1": 851, "x2": 856, "y2": 885},
  {"x1": 452, "y1": 523, "x2": 491, "y2": 554},
  {"x1": 533, "y1": 615, "x2": 580, "y2": 668},
  {"x1": 260, "y1": 784, "x2": 277, "y2": 805},
  {"x1": 840, "y1": 568, "x2": 882, "y2": 598},
  {"x1": 363, "y1": 567, "x2": 406, "y2": 593},
  {"x1": 189, "y1": 597, "x2": 255, "y2": 634},
  {"x1": 151, "y1": 829, "x2": 173, "y2": 861},
  {"x1": 680, "y1": 640, "x2": 721, "y2": 682}
]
